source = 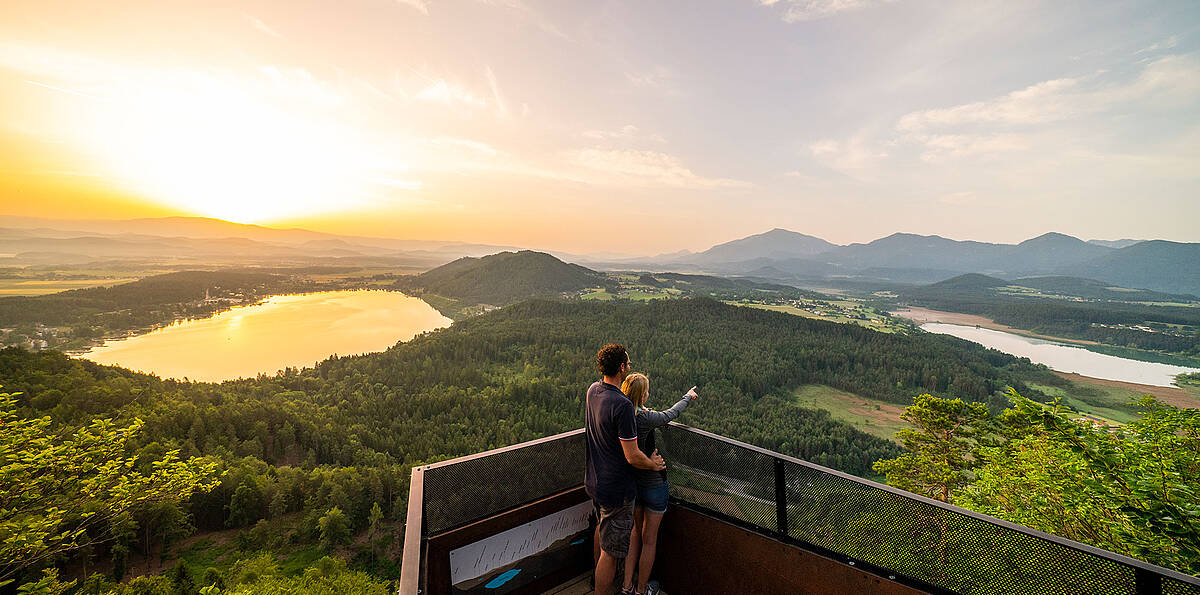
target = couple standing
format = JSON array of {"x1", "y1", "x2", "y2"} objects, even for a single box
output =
[{"x1": 585, "y1": 343, "x2": 699, "y2": 595}]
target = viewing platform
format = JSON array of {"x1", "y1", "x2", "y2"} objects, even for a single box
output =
[{"x1": 400, "y1": 423, "x2": 1200, "y2": 595}]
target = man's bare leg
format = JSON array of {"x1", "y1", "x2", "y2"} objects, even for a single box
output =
[{"x1": 595, "y1": 550, "x2": 619, "y2": 594}]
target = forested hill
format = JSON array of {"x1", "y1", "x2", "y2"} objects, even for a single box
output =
[
  {"x1": 0, "y1": 296, "x2": 1053, "y2": 589},
  {"x1": 3, "y1": 298, "x2": 1038, "y2": 473},
  {"x1": 901, "y1": 274, "x2": 1200, "y2": 357},
  {"x1": 0, "y1": 270, "x2": 290, "y2": 326},
  {"x1": 393, "y1": 250, "x2": 601, "y2": 305},
  {"x1": 909, "y1": 272, "x2": 1198, "y2": 302}
]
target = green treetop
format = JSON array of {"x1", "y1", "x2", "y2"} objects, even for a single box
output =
[{"x1": 0, "y1": 388, "x2": 222, "y2": 589}]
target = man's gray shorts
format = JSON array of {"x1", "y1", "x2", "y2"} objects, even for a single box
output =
[{"x1": 593, "y1": 498, "x2": 634, "y2": 558}]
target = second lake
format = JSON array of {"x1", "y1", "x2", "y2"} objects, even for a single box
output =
[
  {"x1": 82, "y1": 290, "x2": 452, "y2": 382},
  {"x1": 920, "y1": 322, "x2": 1199, "y2": 387}
]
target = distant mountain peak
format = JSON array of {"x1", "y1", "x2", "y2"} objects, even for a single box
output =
[
  {"x1": 1087, "y1": 238, "x2": 1144, "y2": 249},
  {"x1": 1019, "y1": 232, "x2": 1086, "y2": 246},
  {"x1": 688, "y1": 228, "x2": 837, "y2": 265},
  {"x1": 927, "y1": 273, "x2": 1009, "y2": 290}
]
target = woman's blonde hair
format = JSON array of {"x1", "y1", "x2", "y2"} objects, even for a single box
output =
[{"x1": 622, "y1": 373, "x2": 650, "y2": 410}]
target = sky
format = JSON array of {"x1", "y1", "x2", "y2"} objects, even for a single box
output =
[{"x1": 1, "y1": 0, "x2": 1198, "y2": 254}]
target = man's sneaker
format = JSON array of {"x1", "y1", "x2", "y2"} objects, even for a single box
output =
[{"x1": 644, "y1": 579, "x2": 662, "y2": 595}]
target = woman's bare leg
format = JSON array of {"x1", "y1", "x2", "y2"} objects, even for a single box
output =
[
  {"x1": 637, "y1": 511, "x2": 664, "y2": 593},
  {"x1": 622, "y1": 506, "x2": 644, "y2": 591}
]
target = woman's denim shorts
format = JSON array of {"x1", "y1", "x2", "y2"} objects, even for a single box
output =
[{"x1": 636, "y1": 482, "x2": 669, "y2": 514}]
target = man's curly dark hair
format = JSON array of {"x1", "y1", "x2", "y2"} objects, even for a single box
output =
[{"x1": 596, "y1": 343, "x2": 629, "y2": 377}]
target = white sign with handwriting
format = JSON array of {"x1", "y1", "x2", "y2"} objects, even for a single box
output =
[{"x1": 449, "y1": 501, "x2": 592, "y2": 584}]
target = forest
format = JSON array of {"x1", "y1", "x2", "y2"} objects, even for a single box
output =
[
  {"x1": 901, "y1": 275, "x2": 1200, "y2": 357},
  {"x1": 0, "y1": 271, "x2": 328, "y2": 352},
  {"x1": 0, "y1": 296, "x2": 1055, "y2": 593},
  {"x1": 874, "y1": 392, "x2": 1199, "y2": 579}
]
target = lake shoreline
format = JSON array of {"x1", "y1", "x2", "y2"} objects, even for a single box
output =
[
  {"x1": 917, "y1": 321, "x2": 1199, "y2": 387},
  {"x1": 892, "y1": 306, "x2": 1102, "y2": 346},
  {"x1": 893, "y1": 306, "x2": 1200, "y2": 367},
  {"x1": 78, "y1": 290, "x2": 451, "y2": 382}
]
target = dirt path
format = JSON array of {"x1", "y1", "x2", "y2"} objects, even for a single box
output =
[
  {"x1": 1053, "y1": 371, "x2": 1200, "y2": 408},
  {"x1": 892, "y1": 307, "x2": 1101, "y2": 346}
]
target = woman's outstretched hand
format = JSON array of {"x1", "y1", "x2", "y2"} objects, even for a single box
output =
[{"x1": 686, "y1": 386, "x2": 699, "y2": 400}]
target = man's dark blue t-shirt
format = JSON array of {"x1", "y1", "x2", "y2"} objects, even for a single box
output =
[{"x1": 584, "y1": 381, "x2": 638, "y2": 507}]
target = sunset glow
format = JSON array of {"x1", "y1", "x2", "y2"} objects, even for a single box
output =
[{"x1": 1, "y1": 1, "x2": 1198, "y2": 252}]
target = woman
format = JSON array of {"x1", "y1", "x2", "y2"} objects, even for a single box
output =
[{"x1": 619, "y1": 373, "x2": 698, "y2": 595}]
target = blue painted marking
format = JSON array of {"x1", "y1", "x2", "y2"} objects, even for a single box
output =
[
  {"x1": 485, "y1": 569, "x2": 521, "y2": 589},
  {"x1": 570, "y1": 539, "x2": 585, "y2": 545}
]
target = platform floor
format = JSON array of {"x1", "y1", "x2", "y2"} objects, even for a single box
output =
[{"x1": 543, "y1": 572, "x2": 666, "y2": 595}]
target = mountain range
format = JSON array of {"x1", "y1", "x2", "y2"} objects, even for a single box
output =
[
  {"x1": 612, "y1": 230, "x2": 1200, "y2": 296},
  {"x1": 3, "y1": 216, "x2": 1198, "y2": 296},
  {"x1": 0, "y1": 216, "x2": 515, "y2": 268}
]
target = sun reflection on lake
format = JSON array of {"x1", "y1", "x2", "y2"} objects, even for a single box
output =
[{"x1": 81, "y1": 290, "x2": 451, "y2": 382}]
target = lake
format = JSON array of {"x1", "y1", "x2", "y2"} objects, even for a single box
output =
[
  {"x1": 82, "y1": 290, "x2": 451, "y2": 381},
  {"x1": 921, "y1": 322, "x2": 1199, "y2": 387}
]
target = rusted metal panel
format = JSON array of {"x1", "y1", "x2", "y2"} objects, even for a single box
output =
[{"x1": 655, "y1": 505, "x2": 928, "y2": 595}]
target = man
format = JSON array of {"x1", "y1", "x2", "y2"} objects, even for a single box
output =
[{"x1": 585, "y1": 343, "x2": 665, "y2": 595}]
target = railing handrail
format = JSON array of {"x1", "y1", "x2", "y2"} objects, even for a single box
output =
[
  {"x1": 399, "y1": 465, "x2": 425, "y2": 595},
  {"x1": 420, "y1": 427, "x2": 584, "y2": 472},
  {"x1": 400, "y1": 424, "x2": 1200, "y2": 593},
  {"x1": 663, "y1": 421, "x2": 1200, "y2": 587}
]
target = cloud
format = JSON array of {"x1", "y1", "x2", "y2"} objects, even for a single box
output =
[
  {"x1": 910, "y1": 134, "x2": 1029, "y2": 163},
  {"x1": 760, "y1": 0, "x2": 895, "y2": 23},
  {"x1": 243, "y1": 13, "x2": 283, "y2": 38},
  {"x1": 258, "y1": 65, "x2": 346, "y2": 108},
  {"x1": 426, "y1": 137, "x2": 498, "y2": 155},
  {"x1": 416, "y1": 79, "x2": 488, "y2": 108},
  {"x1": 476, "y1": 0, "x2": 568, "y2": 39},
  {"x1": 23, "y1": 79, "x2": 106, "y2": 102},
  {"x1": 897, "y1": 55, "x2": 1200, "y2": 133},
  {"x1": 896, "y1": 77, "x2": 1084, "y2": 132},
  {"x1": 395, "y1": 0, "x2": 429, "y2": 15},
  {"x1": 808, "y1": 136, "x2": 887, "y2": 174},
  {"x1": 484, "y1": 66, "x2": 509, "y2": 118},
  {"x1": 623, "y1": 67, "x2": 683, "y2": 95},
  {"x1": 570, "y1": 149, "x2": 749, "y2": 189},
  {"x1": 581, "y1": 125, "x2": 665, "y2": 143},
  {"x1": 888, "y1": 55, "x2": 1200, "y2": 163},
  {"x1": 1134, "y1": 36, "x2": 1178, "y2": 56}
]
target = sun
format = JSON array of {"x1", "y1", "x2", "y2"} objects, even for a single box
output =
[{"x1": 72, "y1": 73, "x2": 406, "y2": 224}]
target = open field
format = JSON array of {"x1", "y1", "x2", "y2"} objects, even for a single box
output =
[
  {"x1": 787, "y1": 373, "x2": 1193, "y2": 439},
  {"x1": 580, "y1": 289, "x2": 613, "y2": 300},
  {"x1": 791, "y1": 385, "x2": 911, "y2": 442},
  {"x1": 733, "y1": 301, "x2": 903, "y2": 333},
  {"x1": 1023, "y1": 381, "x2": 1136, "y2": 424},
  {"x1": 1052, "y1": 371, "x2": 1200, "y2": 409},
  {"x1": 0, "y1": 278, "x2": 138, "y2": 296}
]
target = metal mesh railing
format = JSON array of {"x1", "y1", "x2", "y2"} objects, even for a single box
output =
[
  {"x1": 420, "y1": 429, "x2": 586, "y2": 535},
  {"x1": 1169, "y1": 578, "x2": 1200, "y2": 595},
  {"x1": 403, "y1": 424, "x2": 1200, "y2": 595},
  {"x1": 658, "y1": 423, "x2": 1200, "y2": 595}
]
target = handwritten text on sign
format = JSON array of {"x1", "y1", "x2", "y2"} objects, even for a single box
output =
[{"x1": 449, "y1": 501, "x2": 592, "y2": 584}]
